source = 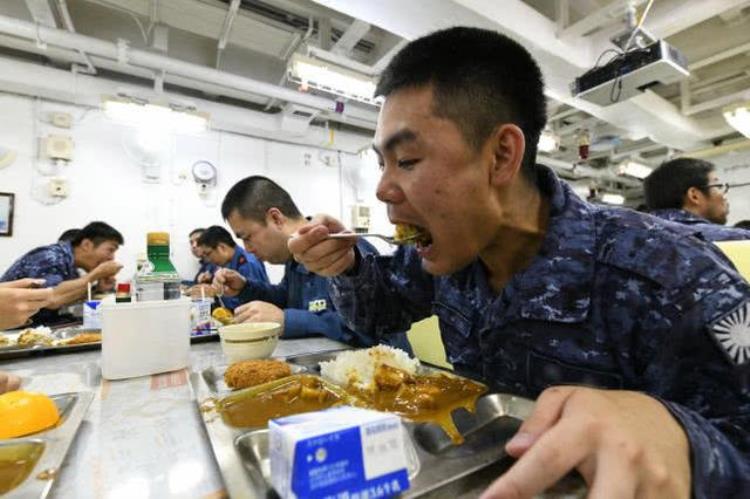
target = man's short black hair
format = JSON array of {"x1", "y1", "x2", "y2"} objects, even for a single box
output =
[
  {"x1": 375, "y1": 26, "x2": 547, "y2": 181},
  {"x1": 643, "y1": 158, "x2": 715, "y2": 210},
  {"x1": 189, "y1": 228, "x2": 205, "y2": 238},
  {"x1": 221, "y1": 176, "x2": 302, "y2": 222},
  {"x1": 58, "y1": 228, "x2": 81, "y2": 243},
  {"x1": 197, "y1": 225, "x2": 237, "y2": 249},
  {"x1": 734, "y1": 220, "x2": 750, "y2": 230},
  {"x1": 72, "y1": 222, "x2": 123, "y2": 247}
]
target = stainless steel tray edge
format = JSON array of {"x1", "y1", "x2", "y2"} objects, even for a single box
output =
[
  {"x1": 190, "y1": 371, "x2": 265, "y2": 499},
  {"x1": 5, "y1": 391, "x2": 94, "y2": 499}
]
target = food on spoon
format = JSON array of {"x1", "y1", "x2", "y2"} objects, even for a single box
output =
[
  {"x1": 0, "y1": 334, "x2": 10, "y2": 347},
  {"x1": 394, "y1": 223, "x2": 432, "y2": 246},
  {"x1": 212, "y1": 307, "x2": 234, "y2": 325},
  {"x1": 0, "y1": 391, "x2": 60, "y2": 438},
  {"x1": 224, "y1": 359, "x2": 292, "y2": 389}
]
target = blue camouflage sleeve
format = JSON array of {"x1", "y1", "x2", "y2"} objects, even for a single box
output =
[
  {"x1": 659, "y1": 280, "x2": 750, "y2": 498},
  {"x1": 22, "y1": 249, "x2": 71, "y2": 288},
  {"x1": 329, "y1": 245, "x2": 435, "y2": 339},
  {"x1": 599, "y1": 236, "x2": 750, "y2": 497}
]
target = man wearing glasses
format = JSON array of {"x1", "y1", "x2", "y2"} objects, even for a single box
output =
[{"x1": 644, "y1": 157, "x2": 750, "y2": 241}]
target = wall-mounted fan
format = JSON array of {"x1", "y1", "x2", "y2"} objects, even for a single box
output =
[{"x1": 121, "y1": 129, "x2": 172, "y2": 183}]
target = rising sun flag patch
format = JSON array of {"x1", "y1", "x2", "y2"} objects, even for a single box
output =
[{"x1": 710, "y1": 301, "x2": 750, "y2": 365}]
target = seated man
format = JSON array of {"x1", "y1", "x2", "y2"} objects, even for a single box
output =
[
  {"x1": 197, "y1": 225, "x2": 268, "y2": 310},
  {"x1": 289, "y1": 27, "x2": 750, "y2": 498},
  {"x1": 214, "y1": 176, "x2": 411, "y2": 352},
  {"x1": 644, "y1": 157, "x2": 750, "y2": 241},
  {"x1": 188, "y1": 228, "x2": 217, "y2": 284},
  {"x1": 1, "y1": 221, "x2": 123, "y2": 325}
]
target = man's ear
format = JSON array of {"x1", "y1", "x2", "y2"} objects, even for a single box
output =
[
  {"x1": 267, "y1": 208, "x2": 285, "y2": 228},
  {"x1": 684, "y1": 186, "x2": 705, "y2": 208},
  {"x1": 488, "y1": 124, "x2": 526, "y2": 186},
  {"x1": 79, "y1": 239, "x2": 94, "y2": 252}
]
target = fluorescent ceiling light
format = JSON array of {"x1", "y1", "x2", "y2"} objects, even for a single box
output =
[
  {"x1": 102, "y1": 95, "x2": 209, "y2": 134},
  {"x1": 724, "y1": 102, "x2": 750, "y2": 138},
  {"x1": 601, "y1": 193, "x2": 625, "y2": 205},
  {"x1": 617, "y1": 159, "x2": 653, "y2": 179},
  {"x1": 288, "y1": 53, "x2": 377, "y2": 105},
  {"x1": 537, "y1": 130, "x2": 560, "y2": 153}
]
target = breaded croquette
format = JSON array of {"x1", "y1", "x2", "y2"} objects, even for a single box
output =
[
  {"x1": 224, "y1": 359, "x2": 292, "y2": 389},
  {"x1": 65, "y1": 333, "x2": 102, "y2": 345}
]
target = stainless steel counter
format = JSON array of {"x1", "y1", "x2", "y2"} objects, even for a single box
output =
[{"x1": 1, "y1": 338, "x2": 346, "y2": 499}]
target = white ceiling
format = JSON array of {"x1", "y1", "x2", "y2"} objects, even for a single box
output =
[{"x1": 0, "y1": 0, "x2": 749, "y2": 199}]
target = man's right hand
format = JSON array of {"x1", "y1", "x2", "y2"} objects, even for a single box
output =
[
  {"x1": 287, "y1": 214, "x2": 357, "y2": 277},
  {"x1": 213, "y1": 268, "x2": 246, "y2": 297},
  {"x1": 0, "y1": 279, "x2": 53, "y2": 329},
  {"x1": 91, "y1": 260, "x2": 123, "y2": 281},
  {"x1": 196, "y1": 272, "x2": 213, "y2": 284}
]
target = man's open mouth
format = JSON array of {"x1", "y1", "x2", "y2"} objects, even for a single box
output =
[{"x1": 394, "y1": 223, "x2": 433, "y2": 247}]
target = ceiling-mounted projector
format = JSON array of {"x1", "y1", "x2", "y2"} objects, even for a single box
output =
[{"x1": 571, "y1": 40, "x2": 689, "y2": 106}]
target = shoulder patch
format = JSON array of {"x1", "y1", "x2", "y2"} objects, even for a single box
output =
[{"x1": 709, "y1": 301, "x2": 750, "y2": 366}]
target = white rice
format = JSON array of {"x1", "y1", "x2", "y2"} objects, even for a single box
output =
[{"x1": 319, "y1": 345, "x2": 420, "y2": 388}]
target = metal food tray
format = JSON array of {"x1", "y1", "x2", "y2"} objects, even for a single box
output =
[
  {"x1": 0, "y1": 326, "x2": 102, "y2": 360},
  {"x1": 0, "y1": 327, "x2": 219, "y2": 360},
  {"x1": 1, "y1": 391, "x2": 94, "y2": 498},
  {"x1": 190, "y1": 351, "x2": 583, "y2": 498}
]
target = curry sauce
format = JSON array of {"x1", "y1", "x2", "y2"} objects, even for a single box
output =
[
  {"x1": 346, "y1": 365, "x2": 487, "y2": 444},
  {"x1": 0, "y1": 442, "x2": 45, "y2": 494},
  {"x1": 219, "y1": 375, "x2": 347, "y2": 428}
]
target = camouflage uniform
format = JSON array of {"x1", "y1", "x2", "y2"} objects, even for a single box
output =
[
  {"x1": 236, "y1": 239, "x2": 412, "y2": 353},
  {"x1": 1, "y1": 241, "x2": 78, "y2": 324},
  {"x1": 650, "y1": 208, "x2": 750, "y2": 242},
  {"x1": 329, "y1": 165, "x2": 750, "y2": 498}
]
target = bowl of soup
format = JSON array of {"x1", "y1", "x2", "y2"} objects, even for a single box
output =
[{"x1": 218, "y1": 322, "x2": 281, "y2": 362}]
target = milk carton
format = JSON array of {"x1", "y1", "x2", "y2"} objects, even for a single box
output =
[{"x1": 269, "y1": 407, "x2": 411, "y2": 499}]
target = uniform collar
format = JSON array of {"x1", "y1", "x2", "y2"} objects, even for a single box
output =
[
  {"x1": 61, "y1": 241, "x2": 77, "y2": 274},
  {"x1": 483, "y1": 165, "x2": 595, "y2": 324},
  {"x1": 650, "y1": 208, "x2": 711, "y2": 225},
  {"x1": 230, "y1": 246, "x2": 244, "y2": 267}
]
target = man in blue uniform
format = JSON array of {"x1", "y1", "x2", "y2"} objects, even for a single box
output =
[
  {"x1": 188, "y1": 228, "x2": 217, "y2": 284},
  {"x1": 644, "y1": 157, "x2": 750, "y2": 241},
  {"x1": 289, "y1": 28, "x2": 750, "y2": 498},
  {"x1": 1, "y1": 221, "x2": 123, "y2": 325},
  {"x1": 213, "y1": 176, "x2": 411, "y2": 352},
  {"x1": 196, "y1": 225, "x2": 268, "y2": 310}
]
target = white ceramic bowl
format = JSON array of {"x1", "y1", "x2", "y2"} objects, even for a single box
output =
[{"x1": 218, "y1": 322, "x2": 281, "y2": 362}]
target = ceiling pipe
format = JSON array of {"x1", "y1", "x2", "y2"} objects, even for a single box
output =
[
  {"x1": 56, "y1": 0, "x2": 97, "y2": 75},
  {"x1": 0, "y1": 57, "x2": 372, "y2": 154},
  {"x1": 679, "y1": 138, "x2": 750, "y2": 159},
  {"x1": 0, "y1": 14, "x2": 379, "y2": 127},
  {"x1": 216, "y1": 0, "x2": 241, "y2": 69},
  {"x1": 0, "y1": 34, "x2": 378, "y2": 132}
]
